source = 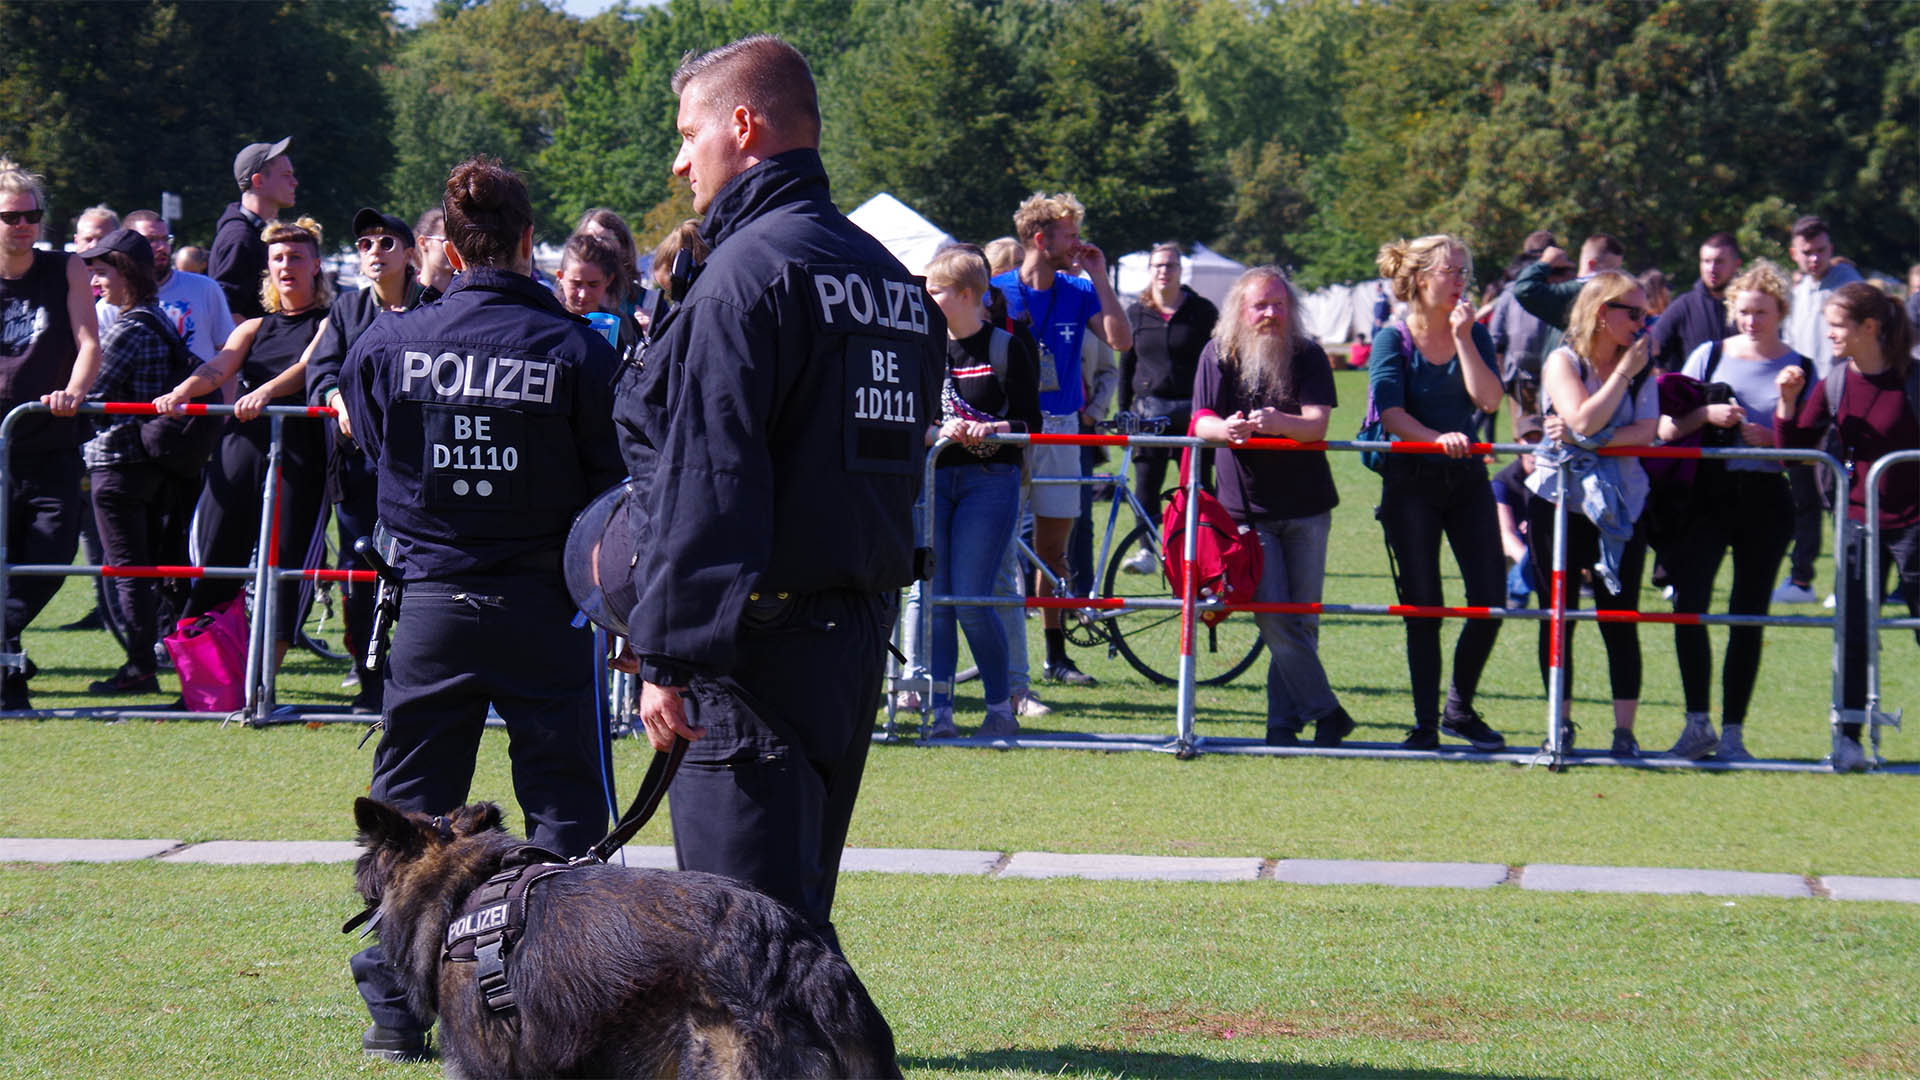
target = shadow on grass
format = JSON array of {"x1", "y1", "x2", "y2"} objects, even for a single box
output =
[{"x1": 903, "y1": 1048, "x2": 1559, "y2": 1078}]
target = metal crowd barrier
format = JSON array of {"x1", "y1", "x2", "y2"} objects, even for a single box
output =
[
  {"x1": 0, "y1": 401, "x2": 372, "y2": 724},
  {"x1": 915, "y1": 427, "x2": 1894, "y2": 770},
  {"x1": 1863, "y1": 449, "x2": 1920, "y2": 761}
]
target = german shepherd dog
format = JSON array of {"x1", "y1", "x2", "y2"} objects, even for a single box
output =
[{"x1": 352, "y1": 798, "x2": 902, "y2": 1078}]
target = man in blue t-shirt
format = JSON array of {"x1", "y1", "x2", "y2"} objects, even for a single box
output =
[{"x1": 988, "y1": 191, "x2": 1130, "y2": 685}]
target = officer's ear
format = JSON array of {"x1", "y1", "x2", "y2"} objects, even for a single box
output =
[
  {"x1": 445, "y1": 243, "x2": 466, "y2": 274},
  {"x1": 517, "y1": 225, "x2": 534, "y2": 270}
]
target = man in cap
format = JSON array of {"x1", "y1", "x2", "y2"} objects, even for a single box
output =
[{"x1": 211, "y1": 137, "x2": 296, "y2": 320}]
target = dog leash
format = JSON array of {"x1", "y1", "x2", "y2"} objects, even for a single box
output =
[{"x1": 577, "y1": 734, "x2": 687, "y2": 865}]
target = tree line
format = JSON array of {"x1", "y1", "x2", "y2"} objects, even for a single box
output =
[{"x1": 3, "y1": 0, "x2": 1913, "y2": 288}]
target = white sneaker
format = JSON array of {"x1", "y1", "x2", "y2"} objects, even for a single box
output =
[
  {"x1": 1121, "y1": 548, "x2": 1157, "y2": 575},
  {"x1": 1013, "y1": 688, "x2": 1052, "y2": 718},
  {"x1": 1668, "y1": 712, "x2": 1720, "y2": 760},
  {"x1": 1771, "y1": 580, "x2": 1818, "y2": 605},
  {"x1": 925, "y1": 707, "x2": 959, "y2": 739},
  {"x1": 1715, "y1": 724, "x2": 1753, "y2": 762},
  {"x1": 1823, "y1": 593, "x2": 1837, "y2": 609},
  {"x1": 1831, "y1": 732, "x2": 1870, "y2": 773}
]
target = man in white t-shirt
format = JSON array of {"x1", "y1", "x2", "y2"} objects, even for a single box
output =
[{"x1": 95, "y1": 209, "x2": 235, "y2": 363}]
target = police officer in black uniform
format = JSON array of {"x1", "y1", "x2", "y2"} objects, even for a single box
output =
[
  {"x1": 340, "y1": 157, "x2": 623, "y2": 1060},
  {"x1": 613, "y1": 36, "x2": 942, "y2": 957}
]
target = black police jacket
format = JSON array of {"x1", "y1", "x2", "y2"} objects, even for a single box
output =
[
  {"x1": 341, "y1": 267, "x2": 625, "y2": 580},
  {"x1": 614, "y1": 148, "x2": 944, "y2": 684},
  {"x1": 306, "y1": 277, "x2": 432, "y2": 408}
]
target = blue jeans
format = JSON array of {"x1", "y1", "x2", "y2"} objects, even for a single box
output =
[
  {"x1": 932, "y1": 462, "x2": 1021, "y2": 707},
  {"x1": 1253, "y1": 513, "x2": 1341, "y2": 730}
]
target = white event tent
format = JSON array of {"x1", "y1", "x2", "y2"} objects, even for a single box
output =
[
  {"x1": 1115, "y1": 243, "x2": 1245, "y2": 310},
  {"x1": 847, "y1": 192, "x2": 954, "y2": 275}
]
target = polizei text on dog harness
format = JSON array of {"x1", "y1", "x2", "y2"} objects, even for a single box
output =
[{"x1": 443, "y1": 847, "x2": 570, "y2": 1014}]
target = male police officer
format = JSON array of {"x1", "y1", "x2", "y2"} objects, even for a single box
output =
[
  {"x1": 613, "y1": 35, "x2": 942, "y2": 957},
  {"x1": 340, "y1": 157, "x2": 623, "y2": 1061}
]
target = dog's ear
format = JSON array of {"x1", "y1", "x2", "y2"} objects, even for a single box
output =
[
  {"x1": 447, "y1": 802, "x2": 503, "y2": 837},
  {"x1": 354, "y1": 797, "x2": 417, "y2": 851}
]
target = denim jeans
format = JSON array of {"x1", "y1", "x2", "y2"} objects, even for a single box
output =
[
  {"x1": 931, "y1": 462, "x2": 1022, "y2": 707},
  {"x1": 901, "y1": 491, "x2": 1034, "y2": 699},
  {"x1": 1253, "y1": 512, "x2": 1340, "y2": 730}
]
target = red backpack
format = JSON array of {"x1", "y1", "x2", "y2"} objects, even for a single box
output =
[{"x1": 1159, "y1": 442, "x2": 1263, "y2": 627}]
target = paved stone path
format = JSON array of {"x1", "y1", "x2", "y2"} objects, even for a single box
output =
[{"x1": 4, "y1": 837, "x2": 1915, "y2": 903}]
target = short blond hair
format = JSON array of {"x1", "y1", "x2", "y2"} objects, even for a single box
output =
[
  {"x1": 0, "y1": 156, "x2": 46, "y2": 208},
  {"x1": 1376, "y1": 234, "x2": 1472, "y2": 303},
  {"x1": 1565, "y1": 270, "x2": 1640, "y2": 361},
  {"x1": 258, "y1": 216, "x2": 334, "y2": 314},
  {"x1": 1722, "y1": 258, "x2": 1792, "y2": 323},
  {"x1": 983, "y1": 236, "x2": 1022, "y2": 276},
  {"x1": 1012, "y1": 192, "x2": 1084, "y2": 246},
  {"x1": 924, "y1": 243, "x2": 988, "y2": 298}
]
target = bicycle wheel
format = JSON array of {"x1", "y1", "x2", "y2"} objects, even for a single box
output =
[{"x1": 1100, "y1": 523, "x2": 1264, "y2": 686}]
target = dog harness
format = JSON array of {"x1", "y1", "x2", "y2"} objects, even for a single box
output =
[{"x1": 443, "y1": 845, "x2": 569, "y2": 1014}]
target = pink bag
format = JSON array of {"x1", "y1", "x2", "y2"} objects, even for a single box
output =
[{"x1": 163, "y1": 594, "x2": 249, "y2": 712}]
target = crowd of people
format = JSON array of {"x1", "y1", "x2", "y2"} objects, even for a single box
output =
[
  {"x1": 1, "y1": 30, "x2": 1916, "y2": 1065},
  {"x1": 0, "y1": 141, "x2": 702, "y2": 713},
  {"x1": 2, "y1": 134, "x2": 1917, "y2": 774},
  {"x1": 900, "y1": 211, "x2": 1914, "y2": 776}
]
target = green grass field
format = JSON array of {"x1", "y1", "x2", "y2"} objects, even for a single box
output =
[{"x1": 4, "y1": 368, "x2": 1917, "y2": 1077}]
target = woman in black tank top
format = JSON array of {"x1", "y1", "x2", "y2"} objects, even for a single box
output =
[{"x1": 153, "y1": 217, "x2": 334, "y2": 672}]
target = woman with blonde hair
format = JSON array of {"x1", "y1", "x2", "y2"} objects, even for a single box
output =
[
  {"x1": 1525, "y1": 270, "x2": 1659, "y2": 757},
  {"x1": 1657, "y1": 260, "x2": 1806, "y2": 761},
  {"x1": 918, "y1": 243, "x2": 1042, "y2": 736},
  {"x1": 1368, "y1": 234, "x2": 1509, "y2": 752},
  {"x1": 155, "y1": 217, "x2": 331, "y2": 669}
]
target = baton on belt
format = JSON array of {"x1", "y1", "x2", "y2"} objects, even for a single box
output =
[{"x1": 354, "y1": 536, "x2": 404, "y2": 674}]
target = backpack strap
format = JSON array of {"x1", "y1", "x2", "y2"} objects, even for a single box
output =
[
  {"x1": 121, "y1": 306, "x2": 195, "y2": 380},
  {"x1": 988, "y1": 327, "x2": 1010, "y2": 384},
  {"x1": 1702, "y1": 336, "x2": 1724, "y2": 383},
  {"x1": 1826, "y1": 359, "x2": 1848, "y2": 417}
]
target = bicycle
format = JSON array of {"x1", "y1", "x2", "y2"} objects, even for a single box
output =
[{"x1": 1025, "y1": 411, "x2": 1265, "y2": 687}]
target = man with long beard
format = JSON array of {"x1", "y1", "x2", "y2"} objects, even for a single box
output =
[{"x1": 1191, "y1": 266, "x2": 1353, "y2": 748}]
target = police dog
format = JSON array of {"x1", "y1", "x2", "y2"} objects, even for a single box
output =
[{"x1": 351, "y1": 798, "x2": 901, "y2": 1078}]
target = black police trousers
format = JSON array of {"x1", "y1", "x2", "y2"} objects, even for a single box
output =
[
  {"x1": 353, "y1": 570, "x2": 610, "y2": 1032},
  {"x1": 671, "y1": 588, "x2": 894, "y2": 956}
]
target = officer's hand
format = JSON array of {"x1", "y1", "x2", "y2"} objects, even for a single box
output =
[{"x1": 638, "y1": 682, "x2": 704, "y2": 752}]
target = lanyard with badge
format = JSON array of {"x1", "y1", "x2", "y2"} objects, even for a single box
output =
[{"x1": 1015, "y1": 280, "x2": 1062, "y2": 394}]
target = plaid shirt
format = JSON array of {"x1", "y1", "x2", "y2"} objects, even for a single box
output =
[{"x1": 83, "y1": 303, "x2": 181, "y2": 469}]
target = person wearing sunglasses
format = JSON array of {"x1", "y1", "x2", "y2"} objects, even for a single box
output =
[
  {"x1": 1525, "y1": 270, "x2": 1659, "y2": 757},
  {"x1": 299, "y1": 208, "x2": 432, "y2": 712},
  {"x1": 0, "y1": 157, "x2": 103, "y2": 710}
]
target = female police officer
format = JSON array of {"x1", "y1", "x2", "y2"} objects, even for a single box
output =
[{"x1": 338, "y1": 156, "x2": 624, "y2": 1061}]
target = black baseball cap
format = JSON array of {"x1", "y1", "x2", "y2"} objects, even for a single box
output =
[
  {"x1": 352, "y1": 207, "x2": 415, "y2": 249},
  {"x1": 233, "y1": 137, "x2": 293, "y2": 190},
  {"x1": 78, "y1": 227, "x2": 156, "y2": 264}
]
